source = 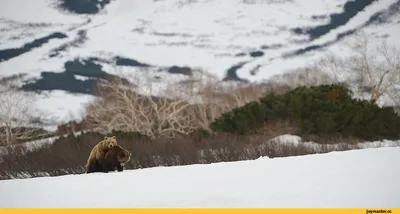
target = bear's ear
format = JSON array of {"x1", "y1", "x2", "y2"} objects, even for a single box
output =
[
  {"x1": 104, "y1": 136, "x2": 109, "y2": 140},
  {"x1": 112, "y1": 136, "x2": 116, "y2": 139}
]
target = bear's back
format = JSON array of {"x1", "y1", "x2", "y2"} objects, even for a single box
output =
[{"x1": 104, "y1": 145, "x2": 124, "y2": 164}]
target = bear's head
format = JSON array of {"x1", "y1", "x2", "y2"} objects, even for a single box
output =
[{"x1": 103, "y1": 136, "x2": 118, "y2": 148}]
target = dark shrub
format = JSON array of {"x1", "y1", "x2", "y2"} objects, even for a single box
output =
[{"x1": 210, "y1": 84, "x2": 400, "y2": 141}]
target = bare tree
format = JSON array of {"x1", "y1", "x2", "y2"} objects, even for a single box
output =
[
  {"x1": 266, "y1": 58, "x2": 341, "y2": 92},
  {"x1": 278, "y1": 31, "x2": 400, "y2": 108},
  {"x1": 85, "y1": 76, "x2": 197, "y2": 139},
  {"x1": 346, "y1": 31, "x2": 400, "y2": 104},
  {"x1": 0, "y1": 82, "x2": 40, "y2": 146},
  {"x1": 168, "y1": 71, "x2": 268, "y2": 131},
  {"x1": 85, "y1": 69, "x2": 269, "y2": 136}
]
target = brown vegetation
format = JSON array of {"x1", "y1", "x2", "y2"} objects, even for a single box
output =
[
  {"x1": 0, "y1": 79, "x2": 48, "y2": 146},
  {"x1": 1, "y1": 119, "x2": 367, "y2": 180},
  {"x1": 84, "y1": 72, "x2": 270, "y2": 138},
  {"x1": 1, "y1": 119, "x2": 389, "y2": 180}
]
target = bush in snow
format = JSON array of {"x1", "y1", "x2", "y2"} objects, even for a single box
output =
[{"x1": 210, "y1": 84, "x2": 400, "y2": 142}]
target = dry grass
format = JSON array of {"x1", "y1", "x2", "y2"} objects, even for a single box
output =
[
  {"x1": 0, "y1": 120, "x2": 389, "y2": 180},
  {"x1": 0, "y1": 119, "x2": 298, "y2": 179}
]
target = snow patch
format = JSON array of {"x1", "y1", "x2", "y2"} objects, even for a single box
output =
[{"x1": 0, "y1": 147, "x2": 398, "y2": 208}]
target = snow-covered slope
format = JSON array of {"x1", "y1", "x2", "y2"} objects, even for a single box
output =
[
  {"x1": 1, "y1": 0, "x2": 400, "y2": 125},
  {"x1": 0, "y1": 147, "x2": 399, "y2": 208}
]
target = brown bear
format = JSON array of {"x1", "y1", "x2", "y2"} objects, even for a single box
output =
[
  {"x1": 86, "y1": 136, "x2": 119, "y2": 172},
  {"x1": 87, "y1": 144, "x2": 131, "y2": 173}
]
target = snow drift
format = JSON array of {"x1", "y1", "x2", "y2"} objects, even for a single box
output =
[{"x1": 0, "y1": 147, "x2": 399, "y2": 208}]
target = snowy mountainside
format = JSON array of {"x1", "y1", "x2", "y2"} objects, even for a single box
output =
[
  {"x1": 0, "y1": 147, "x2": 399, "y2": 208},
  {"x1": 0, "y1": 0, "x2": 400, "y2": 125}
]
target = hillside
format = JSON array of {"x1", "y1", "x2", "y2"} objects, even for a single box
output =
[
  {"x1": 0, "y1": 147, "x2": 398, "y2": 208},
  {"x1": 1, "y1": 2, "x2": 400, "y2": 208},
  {"x1": 1, "y1": 0, "x2": 400, "y2": 126}
]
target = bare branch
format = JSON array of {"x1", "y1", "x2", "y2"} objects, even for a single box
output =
[
  {"x1": 85, "y1": 69, "x2": 268, "y2": 137},
  {"x1": 343, "y1": 31, "x2": 400, "y2": 105},
  {"x1": 0, "y1": 81, "x2": 41, "y2": 146}
]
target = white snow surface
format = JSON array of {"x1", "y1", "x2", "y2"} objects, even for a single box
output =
[
  {"x1": 267, "y1": 134, "x2": 400, "y2": 151},
  {"x1": 1, "y1": 0, "x2": 400, "y2": 125},
  {"x1": 33, "y1": 90, "x2": 95, "y2": 125},
  {"x1": 0, "y1": 146, "x2": 399, "y2": 208}
]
